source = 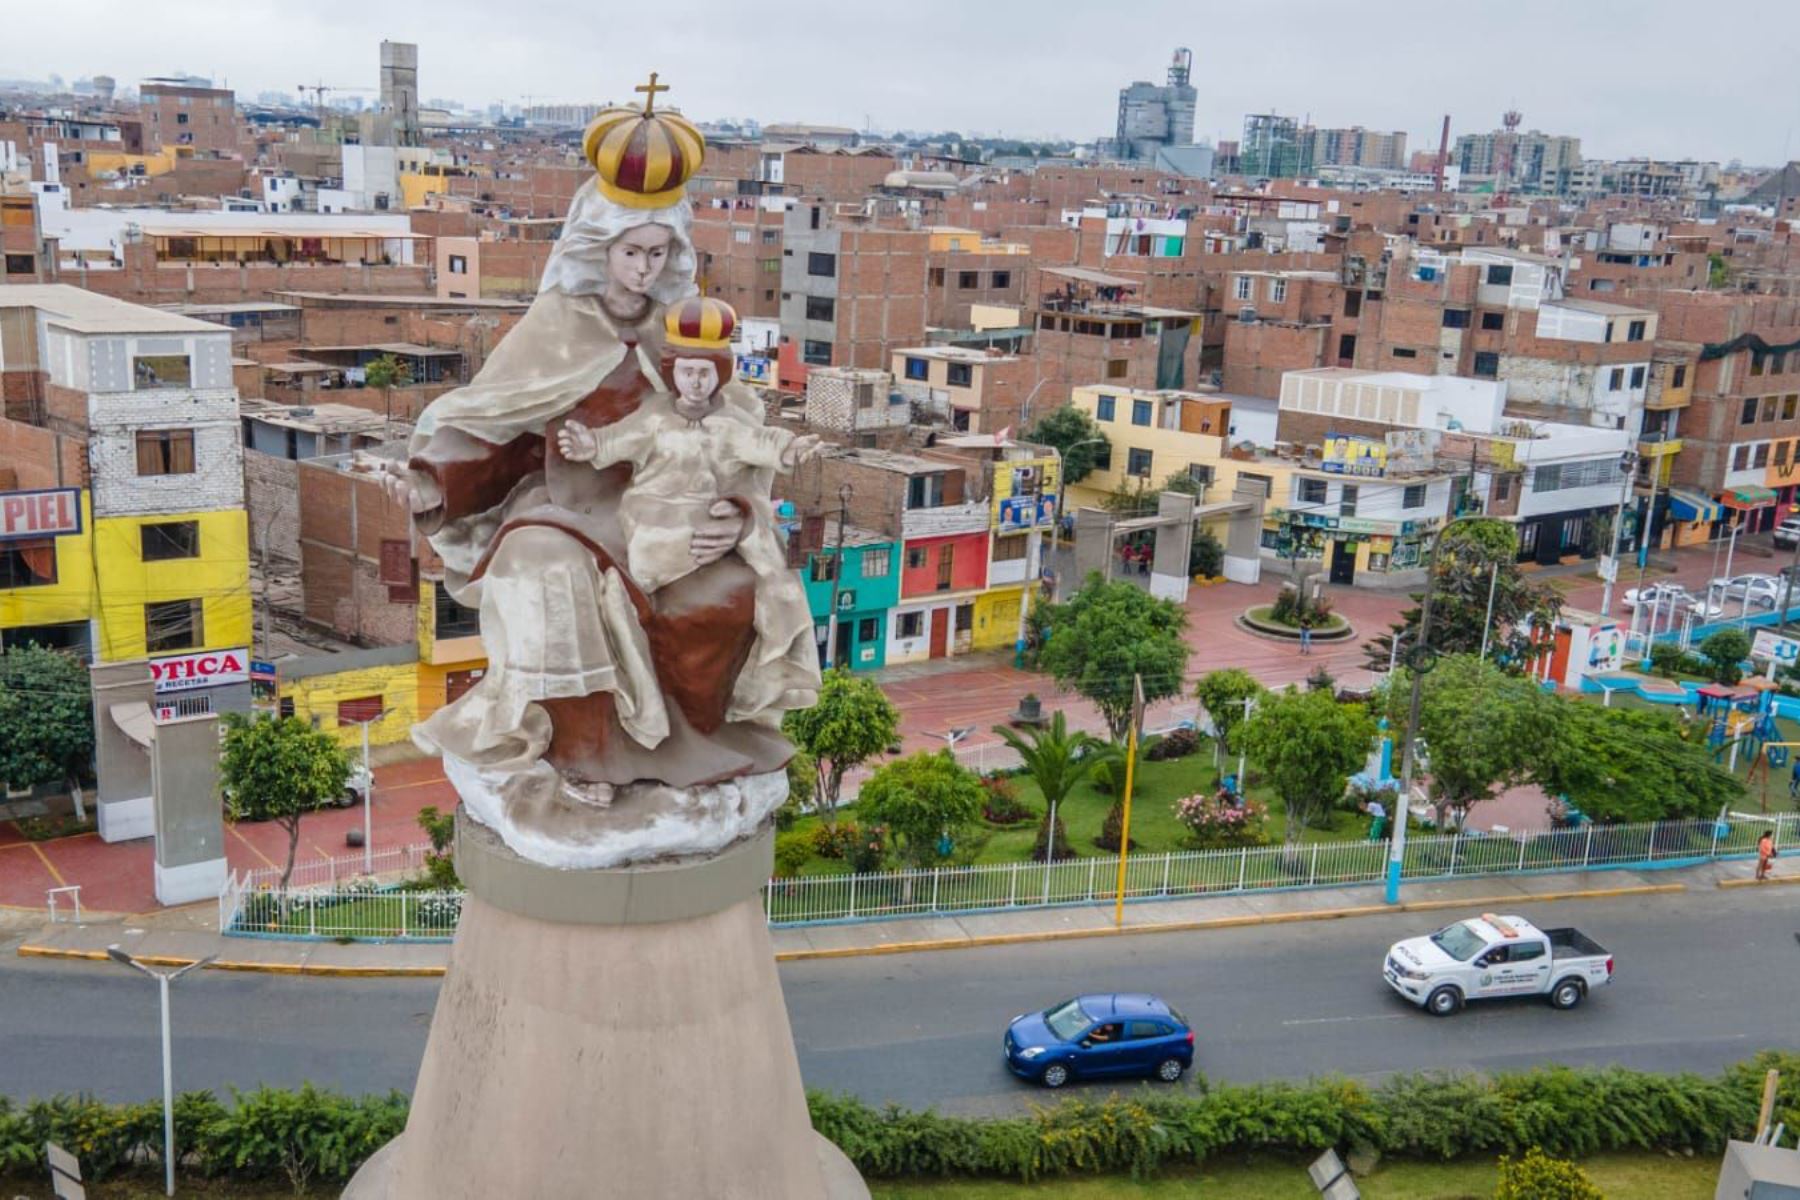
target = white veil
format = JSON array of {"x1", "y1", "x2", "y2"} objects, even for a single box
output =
[{"x1": 538, "y1": 177, "x2": 698, "y2": 303}]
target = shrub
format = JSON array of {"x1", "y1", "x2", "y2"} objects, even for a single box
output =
[
  {"x1": 810, "y1": 821, "x2": 861, "y2": 860},
  {"x1": 1700, "y1": 627, "x2": 1752, "y2": 685},
  {"x1": 1494, "y1": 1149, "x2": 1604, "y2": 1200},
  {"x1": 1144, "y1": 726, "x2": 1200, "y2": 761},
  {"x1": 978, "y1": 775, "x2": 1035, "y2": 825},
  {"x1": 1305, "y1": 664, "x2": 1336, "y2": 694},
  {"x1": 846, "y1": 823, "x2": 889, "y2": 874},
  {"x1": 1094, "y1": 799, "x2": 1138, "y2": 852},
  {"x1": 1172, "y1": 792, "x2": 1268, "y2": 848},
  {"x1": 1031, "y1": 810, "x2": 1074, "y2": 861},
  {"x1": 773, "y1": 832, "x2": 813, "y2": 879},
  {"x1": 415, "y1": 805, "x2": 459, "y2": 890},
  {"x1": 1649, "y1": 641, "x2": 1706, "y2": 680},
  {"x1": 1190, "y1": 528, "x2": 1224, "y2": 579}
]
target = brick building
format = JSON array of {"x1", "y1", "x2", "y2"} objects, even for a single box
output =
[
  {"x1": 140, "y1": 82, "x2": 239, "y2": 156},
  {"x1": 777, "y1": 202, "x2": 928, "y2": 385}
]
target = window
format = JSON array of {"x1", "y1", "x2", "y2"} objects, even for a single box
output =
[
  {"x1": 1126, "y1": 447, "x2": 1153, "y2": 478},
  {"x1": 448, "y1": 253, "x2": 467, "y2": 274},
  {"x1": 1125, "y1": 1021, "x2": 1165, "y2": 1041},
  {"x1": 897, "y1": 611, "x2": 923, "y2": 638},
  {"x1": 1755, "y1": 443, "x2": 1771, "y2": 469},
  {"x1": 856, "y1": 382, "x2": 876, "y2": 409},
  {"x1": 761, "y1": 229, "x2": 779, "y2": 244},
  {"x1": 1106, "y1": 359, "x2": 1128, "y2": 379},
  {"x1": 136, "y1": 429, "x2": 195, "y2": 475},
  {"x1": 1494, "y1": 474, "x2": 1513, "y2": 502},
  {"x1": 1131, "y1": 399, "x2": 1152, "y2": 427},
  {"x1": 1237, "y1": 472, "x2": 1273, "y2": 498},
  {"x1": 1340, "y1": 484, "x2": 1358, "y2": 517},
  {"x1": 1606, "y1": 367, "x2": 1624, "y2": 391},
  {"x1": 1233, "y1": 276, "x2": 1253, "y2": 302},
  {"x1": 905, "y1": 474, "x2": 946, "y2": 509},
  {"x1": 1442, "y1": 309, "x2": 1471, "y2": 329},
  {"x1": 957, "y1": 271, "x2": 978, "y2": 289},
  {"x1": 140, "y1": 520, "x2": 199, "y2": 561},
  {"x1": 733, "y1": 228, "x2": 751, "y2": 244},
  {"x1": 1753, "y1": 353, "x2": 1767, "y2": 376},
  {"x1": 990, "y1": 270, "x2": 1010, "y2": 289},
  {"x1": 1744, "y1": 396, "x2": 1761, "y2": 425},
  {"x1": 176, "y1": 112, "x2": 188, "y2": 125},
  {"x1": 1532, "y1": 458, "x2": 1625, "y2": 492},
  {"x1": 1185, "y1": 463, "x2": 1214, "y2": 487},
  {"x1": 857, "y1": 617, "x2": 878, "y2": 643},
  {"x1": 955, "y1": 602, "x2": 974, "y2": 632},
  {"x1": 946, "y1": 362, "x2": 973, "y2": 387},
  {"x1": 1343, "y1": 290, "x2": 1362, "y2": 317},
  {"x1": 1485, "y1": 264, "x2": 1514, "y2": 286},
  {"x1": 1474, "y1": 351, "x2": 1499, "y2": 378},
  {"x1": 936, "y1": 544, "x2": 955, "y2": 590},
  {"x1": 1298, "y1": 478, "x2": 1327, "y2": 504},
  {"x1": 805, "y1": 295, "x2": 835, "y2": 321},
  {"x1": 434, "y1": 585, "x2": 480, "y2": 638},
  {"x1": 993, "y1": 534, "x2": 1027, "y2": 561},
  {"x1": 1766, "y1": 396, "x2": 1781, "y2": 423},
  {"x1": 337, "y1": 695, "x2": 383, "y2": 725},
  {"x1": 928, "y1": 267, "x2": 945, "y2": 287},
  {"x1": 809, "y1": 554, "x2": 838, "y2": 583},
  {"x1": 802, "y1": 339, "x2": 832, "y2": 366},
  {"x1": 1481, "y1": 311, "x2": 1505, "y2": 331},
  {"x1": 806, "y1": 251, "x2": 835, "y2": 277},
  {"x1": 1392, "y1": 347, "x2": 1417, "y2": 359},
  {"x1": 1511, "y1": 942, "x2": 1545, "y2": 963},
  {"x1": 1787, "y1": 395, "x2": 1799, "y2": 421},
  {"x1": 1268, "y1": 278, "x2": 1287, "y2": 303},
  {"x1": 133, "y1": 355, "x2": 191, "y2": 390},
  {"x1": 1627, "y1": 319, "x2": 1647, "y2": 342},
  {"x1": 1095, "y1": 394, "x2": 1116, "y2": 422},
  {"x1": 1337, "y1": 334, "x2": 1357, "y2": 361},
  {"x1": 3, "y1": 254, "x2": 34, "y2": 275},
  {"x1": 1402, "y1": 484, "x2": 1427, "y2": 509},
  {"x1": 0, "y1": 539, "x2": 56, "y2": 588},
  {"x1": 1091, "y1": 442, "x2": 1112, "y2": 470},
  {"x1": 904, "y1": 356, "x2": 929, "y2": 381},
  {"x1": 1672, "y1": 364, "x2": 1687, "y2": 388},
  {"x1": 144, "y1": 598, "x2": 202, "y2": 653},
  {"x1": 905, "y1": 547, "x2": 927, "y2": 569}
]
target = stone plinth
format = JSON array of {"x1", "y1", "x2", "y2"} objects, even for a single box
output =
[{"x1": 344, "y1": 812, "x2": 866, "y2": 1199}]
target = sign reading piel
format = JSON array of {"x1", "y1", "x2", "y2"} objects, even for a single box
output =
[
  {"x1": 150, "y1": 647, "x2": 250, "y2": 694},
  {"x1": 0, "y1": 488, "x2": 82, "y2": 541}
]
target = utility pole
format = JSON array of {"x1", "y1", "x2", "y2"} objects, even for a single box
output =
[
  {"x1": 822, "y1": 483, "x2": 852, "y2": 669},
  {"x1": 1112, "y1": 673, "x2": 1145, "y2": 929},
  {"x1": 1599, "y1": 449, "x2": 1639, "y2": 616}
]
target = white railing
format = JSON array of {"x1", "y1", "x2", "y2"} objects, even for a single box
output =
[
  {"x1": 45, "y1": 885, "x2": 82, "y2": 924},
  {"x1": 221, "y1": 813, "x2": 1800, "y2": 939},
  {"x1": 239, "y1": 843, "x2": 430, "y2": 891}
]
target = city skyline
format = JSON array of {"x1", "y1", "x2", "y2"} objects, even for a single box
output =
[{"x1": 1, "y1": 0, "x2": 1796, "y2": 166}]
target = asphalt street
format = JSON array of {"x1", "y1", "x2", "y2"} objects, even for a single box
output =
[{"x1": 4, "y1": 888, "x2": 1798, "y2": 1115}]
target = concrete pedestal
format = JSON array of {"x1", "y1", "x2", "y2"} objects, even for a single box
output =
[{"x1": 344, "y1": 812, "x2": 867, "y2": 1200}]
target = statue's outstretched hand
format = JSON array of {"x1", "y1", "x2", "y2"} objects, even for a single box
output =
[
  {"x1": 784, "y1": 434, "x2": 824, "y2": 469},
  {"x1": 557, "y1": 420, "x2": 599, "y2": 462},
  {"x1": 377, "y1": 460, "x2": 442, "y2": 515}
]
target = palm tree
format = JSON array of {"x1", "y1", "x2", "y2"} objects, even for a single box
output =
[{"x1": 992, "y1": 712, "x2": 1117, "y2": 865}]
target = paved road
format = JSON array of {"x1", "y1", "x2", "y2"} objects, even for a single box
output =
[{"x1": 4, "y1": 888, "x2": 1798, "y2": 1114}]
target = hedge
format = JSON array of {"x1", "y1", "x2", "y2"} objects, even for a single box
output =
[{"x1": 3, "y1": 1055, "x2": 1796, "y2": 1187}]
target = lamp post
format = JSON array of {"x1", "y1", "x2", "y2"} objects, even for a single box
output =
[
  {"x1": 106, "y1": 947, "x2": 215, "y2": 1198},
  {"x1": 1598, "y1": 449, "x2": 1640, "y2": 616},
  {"x1": 344, "y1": 710, "x2": 390, "y2": 873}
]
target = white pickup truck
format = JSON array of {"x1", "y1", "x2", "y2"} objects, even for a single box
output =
[{"x1": 1383, "y1": 913, "x2": 1613, "y2": 1016}]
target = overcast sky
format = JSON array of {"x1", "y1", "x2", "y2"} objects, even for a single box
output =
[{"x1": 6, "y1": 0, "x2": 1796, "y2": 165}]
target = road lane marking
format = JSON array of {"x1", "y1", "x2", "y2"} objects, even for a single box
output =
[
  {"x1": 28, "y1": 843, "x2": 68, "y2": 887},
  {"x1": 1281, "y1": 1014, "x2": 1407, "y2": 1027}
]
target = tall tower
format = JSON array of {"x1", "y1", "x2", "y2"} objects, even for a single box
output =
[
  {"x1": 1164, "y1": 47, "x2": 1196, "y2": 148},
  {"x1": 380, "y1": 40, "x2": 420, "y2": 147}
]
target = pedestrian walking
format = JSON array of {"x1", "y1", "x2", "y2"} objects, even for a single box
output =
[
  {"x1": 1757, "y1": 830, "x2": 1778, "y2": 881},
  {"x1": 1299, "y1": 622, "x2": 1313, "y2": 656}
]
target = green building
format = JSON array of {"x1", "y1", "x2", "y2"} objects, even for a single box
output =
[{"x1": 798, "y1": 521, "x2": 899, "y2": 671}]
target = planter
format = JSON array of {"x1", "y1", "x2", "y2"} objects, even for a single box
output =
[
  {"x1": 1238, "y1": 605, "x2": 1356, "y2": 643},
  {"x1": 346, "y1": 828, "x2": 366, "y2": 848}
]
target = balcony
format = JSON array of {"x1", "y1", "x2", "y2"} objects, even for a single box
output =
[
  {"x1": 1636, "y1": 437, "x2": 1682, "y2": 458},
  {"x1": 901, "y1": 500, "x2": 989, "y2": 540}
]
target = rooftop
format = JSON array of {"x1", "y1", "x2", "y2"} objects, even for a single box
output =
[
  {"x1": 893, "y1": 345, "x2": 1019, "y2": 364},
  {"x1": 301, "y1": 342, "x2": 465, "y2": 358},
  {"x1": 1549, "y1": 297, "x2": 1657, "y2": 317},
  {"x1": 270, "y1": 291, "x2": 528, "y2": 310},
  {"x1": 0, "y1": 284, "x2": 224, "y2": 335},
  {"x1": 824, "y1": 447, "x2": 957, "y2": 476},
  {"x1": 240, "y1": 398, "x2": 404, "y2": 435},
  {"x1": 162, "y1": 301, "x2": 301, "y2": 316}
]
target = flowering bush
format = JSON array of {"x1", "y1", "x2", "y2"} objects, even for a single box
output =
[
  {"x1": 979, "y1": 774, "x2": 1035, "y2": 825},
  {"x1": 1173, "y1": 792, "x2": 1268, "y2": 848},
  {"x1": 846, "y1": 823, "x2": 888, "y2": 874}
]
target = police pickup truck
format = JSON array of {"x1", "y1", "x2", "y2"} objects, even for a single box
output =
[{"x1": 1383, "y1": 913, "x2": 1613, "y2": 1016}]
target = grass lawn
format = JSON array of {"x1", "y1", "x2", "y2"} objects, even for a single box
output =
[
  {"x1": 2, "y1": 1152, "x2": 1717, "y2": 1198},
  {"x1": 870, "y1": 1151, "x2": 1718, "y2": 1198}
]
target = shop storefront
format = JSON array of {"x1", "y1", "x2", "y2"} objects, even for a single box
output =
[
  {"x1": 1267, "y1": 511, "x2": 1439, "y2": 586},
  {"x1": 149, "y1": 646, "x2": 253, "y2": 720}
]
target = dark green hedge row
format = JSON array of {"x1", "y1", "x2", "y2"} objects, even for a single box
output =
[{"x1": 4, "y1": 1055, "x2": 1796, "y2": 1187}]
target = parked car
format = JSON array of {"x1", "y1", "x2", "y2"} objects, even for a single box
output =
[
  {"x1": 1622, "y1": 583, "x2": 1723, "y2": 619},
  {"x1": 1774, "y1": 517, "x2": 1800, "y2": 550},
  {"x1": 1710, "y1": 573, "x2": 1782, "y2": 610},
  {"x1": 1383, "y1": 913, "x2": 1613, "y2": 1016},
  {"x1": 1003, "y1": 994, "x2": 1194, "y2": 1088}
]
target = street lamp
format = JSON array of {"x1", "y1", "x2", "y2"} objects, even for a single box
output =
[
  {"x1": 342, "y1": 709, "x2": 390, "y2": 873},
  {"x1": 106, "y1": 946, "x2": 215, "y2": 1198}
]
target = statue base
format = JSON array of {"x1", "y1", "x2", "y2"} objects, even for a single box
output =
[{"x1": 343, "y1": 812, "x2": 867, "y2": 1200}]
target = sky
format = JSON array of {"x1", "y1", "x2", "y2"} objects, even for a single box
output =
[{"x1": 5, "y1": 0, "x2": 1797, "y2": 166}]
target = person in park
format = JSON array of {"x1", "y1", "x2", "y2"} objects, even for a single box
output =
[{"x1": 1758, "y1": 829, "x2": 1778, "y2": 881}]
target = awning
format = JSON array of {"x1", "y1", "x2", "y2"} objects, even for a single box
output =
[
  {"x1": 109, "y1": 701, "x2": 155, "y2": 751},
  {"x1": 1667, "y1": 488, "x2": 1722, "y2": 522},
  {"x1": 1722, "y1": 484, "x2": 1779, "y2": 511}
]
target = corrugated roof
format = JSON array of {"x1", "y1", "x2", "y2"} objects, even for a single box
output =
[{"x1": 0, "y1": 284, "x2": 225, "y2": 335}]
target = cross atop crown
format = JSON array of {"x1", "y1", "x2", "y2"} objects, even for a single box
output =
[{"x1": 634, "y1": 72, "x2": 670, "y2": 116}]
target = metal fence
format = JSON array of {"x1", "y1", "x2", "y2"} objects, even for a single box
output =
[{"x1": 220, "y1": 811, "x2": 1798, "y2": 941}]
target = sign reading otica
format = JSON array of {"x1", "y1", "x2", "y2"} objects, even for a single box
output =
[
  {"x1": 150, "y1": 647, "x2": 250, "y2": 694},
  {"x1": 0, "y1": 488, "x2": 83, "y2": 541}
]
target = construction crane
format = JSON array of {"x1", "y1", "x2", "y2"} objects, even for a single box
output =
[{"x1": 297, "y1": 82, "x2": 375, "y2": 124}]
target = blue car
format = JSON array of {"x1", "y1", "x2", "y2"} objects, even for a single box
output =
[{"x1": 1002, "y1": 994, "x2": 1194, "y2": 1089}]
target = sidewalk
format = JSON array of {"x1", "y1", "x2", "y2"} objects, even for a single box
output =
[{"x1": 15, "y1": 857, "x2": 1785, "y2": 977}]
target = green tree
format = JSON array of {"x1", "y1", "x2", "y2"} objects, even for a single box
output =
[
  {"x1": 1024, "y1": 404, "x2": 1108, "y2": 485},
  {"x1": 1534, "y1": 701, "x2": 1740, "y2": 822},
  {"x1": 1194, "y1": 668, "x2": 1265, "y2": 766},
  {"x1": 361, "y1": 353, "x2": 413, "y2": 433},
  {"x1": 1235, "y1": 687, "x2": 1374, "y2": 847},
  {"x1": 1363, "y1": 519, "x2": 1562, "y2": 673},
  {"x1": 1698, "y1": 627, "x2": 1752, "y2": 685},
  {"x1": 1189, "y1": 527, "x2": 1224, "y2": 579},
  {"x1": 220, "y1": 713, "x2": 353, "y2": 890},
  {"x1": 992, "y1": 711, "x2": 1116, "y2": 863},
  {"x1": 1707, "y1": 252, "x2": 1730, "y2": 289},
  {"x1": 783, "y1": 667, "x2": 899, "y2": 831},
  {"x1": 1386, "y1": 654, "x2": 1554, "y2": 827},
  {"x1": 1037, "y1": 575, "x2": 1191, "y2": 742},
  {"x1": 856, "y1": 751, "x2": 984, "y2": 867},
  {"x1": 415, "y1": 805, "x2": 460, "y2": 889},
  {"x1": 0, "y1": 644, "x2": 95, "y2": 820}
]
